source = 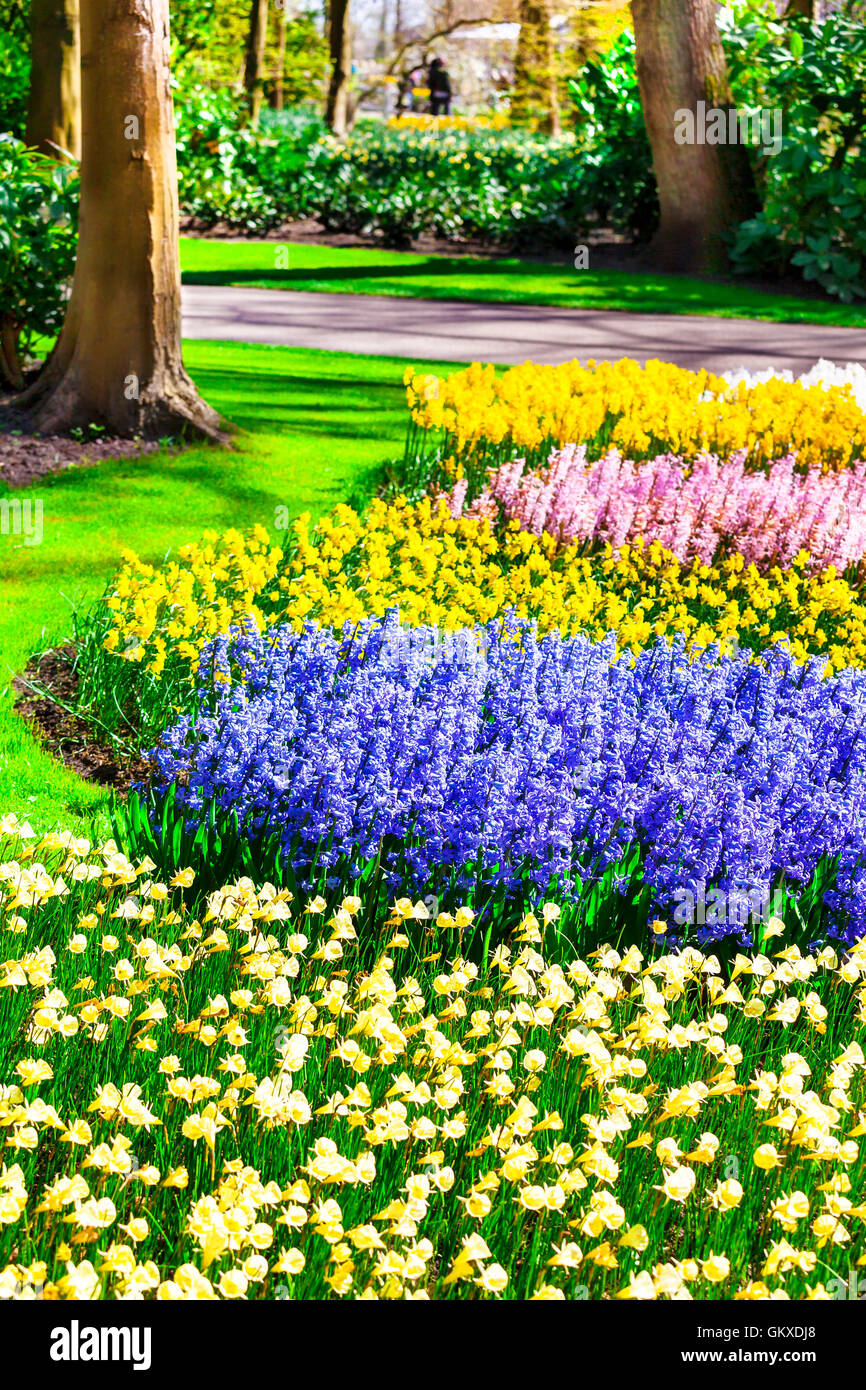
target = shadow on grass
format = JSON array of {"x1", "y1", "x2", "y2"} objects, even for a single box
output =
[
  {"x1": 180, "y1": 261, "x2": 862, "y2": 324},
  {"x1": 183, "y1": 257, "x2": 531, "y2": 285},
  {"x1": 181, "y1": 265, "x2": 786, "y2": 317},
  {"x1": 1, "y1": 361, "x2": 410, "y2": 586},
  {"x1": 182, "y1": 262, "x2": 710, "y2": 297},
  {"x1": 185, "y1": 365, "x2": 408, "y2": 440}
]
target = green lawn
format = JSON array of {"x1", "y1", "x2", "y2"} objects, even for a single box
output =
[
  {"x1": 179, "y1": 237, "x2": 866, "y2": 328},
  {"x1": 0, "y1": 340, "x2": 460, "y2": 836}
]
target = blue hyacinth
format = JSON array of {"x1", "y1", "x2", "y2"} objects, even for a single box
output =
[{"x1": 144, "y1": 610, "x2": 866, "y2": 946}]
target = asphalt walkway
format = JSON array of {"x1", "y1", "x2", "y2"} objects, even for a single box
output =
[{"x1": 181, "y1": 283, "x2": 866, "y2": 371}]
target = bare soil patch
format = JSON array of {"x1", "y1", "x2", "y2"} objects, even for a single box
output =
[
  {"x1": 0, "y1": 396, "x2": 160, "y2": 489},
  {"x1": 13, "y1": 645, "x2": 154, "y2": 792}
]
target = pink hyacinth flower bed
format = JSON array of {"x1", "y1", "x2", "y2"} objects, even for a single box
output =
[{"x1": 445, "y1": 445, "x2": 866, "y2": 571}]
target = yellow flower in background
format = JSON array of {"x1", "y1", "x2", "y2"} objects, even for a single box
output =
[{"x1": 387, "y1": 112, "x2": 510, "y2": 133}]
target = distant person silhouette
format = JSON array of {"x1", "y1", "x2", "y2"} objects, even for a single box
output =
[
  {"x1": 409, "y1": 64, "x2": 425, "y2": 112},
  {"x1": 427, "y1": 57, "x2": 452, "y2": 116}
]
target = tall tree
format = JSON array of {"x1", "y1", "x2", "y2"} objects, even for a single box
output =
[
  {"x1": 18, "y1": 0, "x2": 222, "y2": 440},
  {"x1": 512, "y1": 0, "x2": 561, "y2": 136},
  {"x1": 631, "y1": 0, "x2": 756, "y2": 272},
  {"x1": 25, "y1": 0, "x2": 82, "y2": 161},
  {"x1": 274, "y1": 10, "x2": 288, "y2": 110},
  {"x1": 244, "y1": 0, "x2": 269, "y2": 124},
  {"x1": 325, "y1": 0, "x2": 351, "y2": 134}
]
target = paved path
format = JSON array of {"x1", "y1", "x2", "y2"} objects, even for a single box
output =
[{"x1": 182, "y1": 283, "x2": 866, "y2": 371}]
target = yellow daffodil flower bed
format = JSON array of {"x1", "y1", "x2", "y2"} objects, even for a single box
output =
[
  {"x1": 404, "y1": 359, "x2": 866, "y2": 475},
  {"x1": 0, "y1": 814, "x2": 863, "y2": 1301},
  {"x1": 102, "y1": 523, "x2": 283, "y2": 677},
  {"x1": 100, "y1": 501, "x2": 866, "y2": 725},
  {"x1": 386, "y1": 112, "x2": 510, "y2": 132}
]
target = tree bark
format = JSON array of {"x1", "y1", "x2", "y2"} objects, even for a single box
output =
[
  {"x1": 631, "y1": 0, "x2": 757, "y2": 273},
  {"x1": 18, "y1": 0, "x2": 224, "y2": 441},
  {"x1": 274, "y1": 12, "x2": 287, "y2": 110},
  {"x1": 545, "y1": 13, "x2": 560, "y2": 138},
  {"x1": 25, "y1": 0, "x2": 82, "y2": 162},
  {"x1": 244, "y1": 0, "x2": 269, "y2": 124},
  {"x1": 512, "y1": 0, "x2": 560, "y2": 136},
  {"x1": 786, "y1": 0, "x2": 815, "y2": 16},
  {"x1": 326, "y1": 0, "x2": 351, "y2": 135},
  {"x1": 0, "y1": 317, "x2": 24, "y2": 391}
]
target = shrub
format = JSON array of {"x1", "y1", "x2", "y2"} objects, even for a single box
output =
[
  {"x1": 567, "y1": 30, "x2": 658, "y2": 244},
  {"x1": 722, "y1": 5, "x2": 866, "y2": 302},
  {"x1": 173, "y1": 94, "x2": 609, "y2": 250},
  {"x1": 293, "y1": 121, "x2": 591, "y2": 252},
  {"x1": 0, "y1": 21, "x2": 29, "y2": 141},
  {"x1": 174, "y1": 85, "x2": 322, "y2": 230},
  {"x1": 0, "y1": 133, "x2": 78, "y2": 389}
]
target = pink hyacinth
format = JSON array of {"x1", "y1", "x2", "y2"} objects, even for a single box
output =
[{"x1": 444, "y1": 447, "x2": 866, "y2": 571}]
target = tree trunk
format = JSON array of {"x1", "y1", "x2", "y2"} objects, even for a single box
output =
[
  {"x1": 786, "y1": 0, "x2": 815, "y2": 16},
  {"x1": 244, "y1": 0, "x2": 268, "y2": 125},
  {"x1": 326, "y1": 0, "x2": 351, "y2": 135},
  {"x1": 377, "y1": 0, "x2": 387, "y2": 62},
  {"x1": 274, "y1": 13, "x2": 287, "y2": 110},
  {"x1": 25, "y1": 0, "x2": 82, "y2": 162},
  {"x1": 631, "y1": 0, "x2": 757, "y2": 273},
  {"x1": 0, "y1": 316, "x2": 24, "y2": 391},
  {"x1": 546, "y1": 16, "x2": 561, "y2": 138},
  {"x1": 512, "y1": 0, "x2": 560, "y2": 136},
  {"x1": 18, "y1": 0, "x2": 224, "y2": 441}
]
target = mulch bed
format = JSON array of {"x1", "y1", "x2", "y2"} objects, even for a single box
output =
[
  {"x1": 13, "y1": 645, "x2": 154, "y2": 793},
  {"x1": 0, "y1": 397, "x2": 160, "y2": 489}
]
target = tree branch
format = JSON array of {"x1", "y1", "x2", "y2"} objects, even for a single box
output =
[{"x1": 353, "y1": 15, "x2": 499, "y2": 106}]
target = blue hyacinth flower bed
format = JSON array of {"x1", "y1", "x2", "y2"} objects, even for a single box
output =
[{"x1": 135, "y1": 611, "x2": 866, "y2": 950}]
